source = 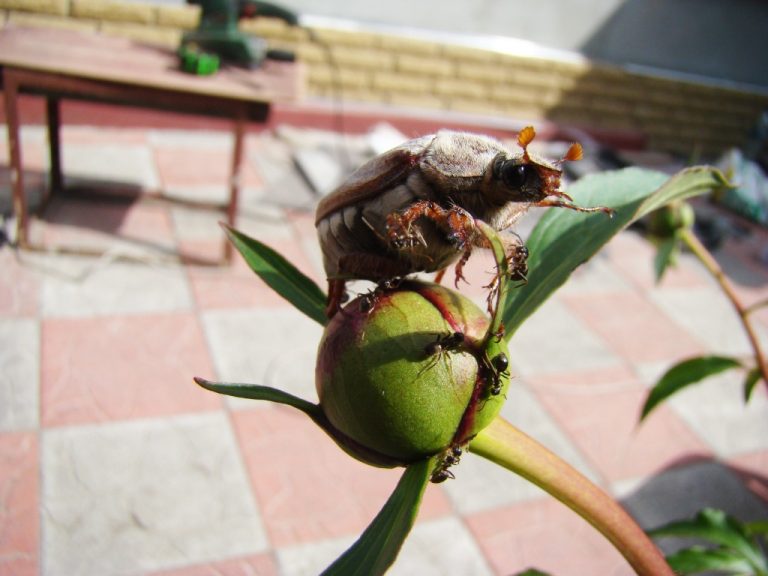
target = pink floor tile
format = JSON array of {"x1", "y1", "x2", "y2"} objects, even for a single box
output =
[
  {"x1": 0, "y1": 432, "x2": 39, "y2": 576},
  {"x1": 466, "y1": 497, "x2": 630, "y2": 576},
  {"x1": 563, "y1": 291, "x2": 704, "y2": 363},
  {"x1": 605, "y1": 232, "x2": 708, "y2": 290},
  {"x1": 233, "y1": 407, "x2": 452, "y2": 548},
  {"x1": 41, "y1": 313, "x2": 221, "y2": 427},
  {"x1": 728, "y1": 450, "x2": 768, "y2": 504},
  {"x1": 0, "y1": 140, "x2": 47, "y2": 172},
  {"x1": 529, "y1": 370, "x2": 711, "y2": 483},
  {"x1": 154, "y1": 147, "x2": 262, "y2": 189},
  {"x1": 0, "y1": 250, "x2": 39, "y2": 316},
  {"x1": 61, "y1": 127, "x2": 149, "y2": 146},
  {"x1": 188, "y1": 237, "x2": 323, "y2": 310},
  {"x1": 148, "y1": 554, "x2": 278, "y2": 576},
  {"x1": 41, "y1": 199, "x2": 175, "y2": 248}
]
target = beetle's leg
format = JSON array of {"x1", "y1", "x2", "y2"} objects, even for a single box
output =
[
  {"x1": 453, "y1": 247, "x2": 472, "y2": 288},
  {"x1": 534, "y1": 198, "x2": 613, "y2": 216},
  {"x1": 475, "y1": 232, "x2": 529, "y2": 314},
  {"x1": 326, "y1": 279, "x2": 347, "y2": 318},
  {"x1": 387, "y1": 201, "x2": 475, "y2": 250},
  {"x1": 329, "y1": 253, "x2": 413, "y2": 317},
  {"x1": 434, "y1": 268, "x2": 447, "y2": 285}
]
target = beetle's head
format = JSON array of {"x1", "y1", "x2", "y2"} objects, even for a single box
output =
[{"x1": 491, "y1": 126, "x2": 584, "y2": 208}]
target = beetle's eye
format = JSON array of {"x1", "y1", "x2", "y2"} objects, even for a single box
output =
[{"x1": 501, "y1": 162, "x2": 531, "y2": 189}]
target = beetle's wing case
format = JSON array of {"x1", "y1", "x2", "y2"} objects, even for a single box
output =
[{"x1": 315, "y1": 135, "x2": 434, "y2": 224}]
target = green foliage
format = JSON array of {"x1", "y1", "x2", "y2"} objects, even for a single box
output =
[
  {"x1": 654, "y1": 237, "x2": 678, "y2": 282},
  {"x1": 223, "y1": 225, "x2": 327, "y2": 326},
  {"x1": 640, "y1": 356, "x2": 744, "y2": 421},
  {"x1": 649, "y1": 508, "x2": 768, "y2": 575},
  {"x1": 744, "y1": 368, "x2": 762, "y2": 402},
  {"x1": 501, "y1": 167, "x2": 728, "y2": 338}
]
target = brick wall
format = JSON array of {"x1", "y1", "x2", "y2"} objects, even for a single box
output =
[{"x1": 2, "y1": 0, "x2": 767, "y2": 158}]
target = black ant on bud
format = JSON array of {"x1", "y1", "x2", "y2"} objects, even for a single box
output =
[
  {"x1": 431, "y1": 444, "x2": 464, "y2": 483},
  {"x1": 480, "y1": 351, "x2": 509, "y2": 397}
]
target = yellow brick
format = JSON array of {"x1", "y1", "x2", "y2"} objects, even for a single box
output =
[
  {"x1": 490, "y1": 84, "x2": 539, "y2": 103},
  {"x1": 312, "y1": 86, "x2": 383, "y2": 104},
  {"x1": 156, "y1": 4, "x2": 198, "y2": 29},
  {"x1": 396, "y1": 54, "x2": 453, "y2": 77},
  {"x1": 492, "y1": 84, "x2": 562, "y2": 111},
  {"x1": 550, "y1": 58, "x2": 595, "y2": 78},
  {"x1": 379, "y1": 34, "x2": 441, "y2": 56},
  {"x1": 0, "y1": 0, "x2": 66, "y2": 15},
  {"x1": 100, "y1": 22, "x2": 179, "y2": 47},
  {"x1": 308, "y1": 26, "x2": 379, "y2": 48},
  {"x1": 441, "y1": 43, "x2": 498, "y2": 64},
  {"x1": 434, "y1": 78, "x2": 488, "y2": 99},
  {"x1": 72, "y1": 0, "x2": 156, "y2": 24},
  {"x1": 292, "y1": 41, "x2": 328, "y2": 64},
  {"x1": 510, "y1": 104, "x2": 547, "y2": 120},
  {"x1": 7, "y1": 10, "x2": 98, "y2": 30},
  {"x1": 307, "y1": 64, "x2": 370, "y2": 89},
  {"x1": 455, "y1": 61, "x2": 508, "y2": 83},
  {"x1": 509, "y1": 68, "x2": 564, "y2": 90},
  {"x1": 373, "y1": 71, "x2": 432, "y2": 94},
  {"x1": 330, "y1": 46, "x2": 394, "y2": 70}
]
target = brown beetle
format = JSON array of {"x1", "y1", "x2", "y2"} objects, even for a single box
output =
[{"x1": 315, "y1": 126, "x2": 609, "y2": 316}]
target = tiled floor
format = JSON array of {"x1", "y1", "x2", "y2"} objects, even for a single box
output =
[{"x1": 1, "y1": 124, "x2": 768, "y2": 576}]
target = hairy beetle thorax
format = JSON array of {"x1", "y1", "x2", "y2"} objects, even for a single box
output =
[{"x1": 419, "y1": 132, "x2": 506, "y2": 191}]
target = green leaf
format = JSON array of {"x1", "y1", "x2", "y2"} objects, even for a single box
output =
[
  {"x1": 745, "y1": 521, "x2": 768, "y2": 538},
  {"x1": 654, "y1": 237, "x2": 679, "y2": 283},
  {"x1": 640, "y1": 356, "x2": 743, "y2": 421},
  {"x1": 323, "y1": 458, "x2": 434, "y2": 576},
  {"x1": 501, "y1": 166, "x2": 729, "y2": 338},
  {"x1": 744, "y1": 368, "x2": 763, "y2": 403},
  {"x1": 223, "y1": 225, "x2": 327, "y2": 326},
  {"x1": 649, "y1": 508, "x2": 768, "y2": 574},
  {"x1": 193, "y1": 377, "x2": 321, "y2": 416},
  {"x1": 513, "y1": 570, "x2": 554, "y2": 576},
  {"x1": 193, "y1": 378, "x2": 405, "y2": 469},
  {"x1": 665, "y1": 546, "x2": 755, "y2": 575}
]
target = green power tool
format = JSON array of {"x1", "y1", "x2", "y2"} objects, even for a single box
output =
[{"x1": 179, "y1": 0, "x2": 298, "y2": 74}]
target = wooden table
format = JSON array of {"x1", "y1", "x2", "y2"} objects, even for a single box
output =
[{"x1": 0, "y1": 26, "x2": 303, "y2": 261}]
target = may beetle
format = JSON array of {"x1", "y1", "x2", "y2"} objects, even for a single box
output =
[{"x1": 315, "y1": 126, "x2": 609, "y2": 316}]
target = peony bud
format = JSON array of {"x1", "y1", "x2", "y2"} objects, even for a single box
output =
[{"x1": 316, "y1": 281, "x2": 509, "y2": 466}]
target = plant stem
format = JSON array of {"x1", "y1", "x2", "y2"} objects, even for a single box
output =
[
  {"x1": 679, "y1": 228, "x2": 768, "y2": 390},
  {"x1": 470, "y1": 417, "x2": 673, "y2": 576}
]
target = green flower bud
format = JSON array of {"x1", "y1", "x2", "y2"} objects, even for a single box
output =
[
  {"x1": 648, "y1": 201, "x2": 695, "y2": 239},
  {"x1": 315, "y1": 281, "x2": 509, "y2": 465}
]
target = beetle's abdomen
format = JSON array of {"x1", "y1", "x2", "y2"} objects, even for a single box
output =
[{"x1": 317, "y1": 172, "x2": 460, "y2": 281}]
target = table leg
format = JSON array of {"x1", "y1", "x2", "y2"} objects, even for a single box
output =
[
  {"x1": 225, "y1": 109, "x2": 246, "y2": 263},
  {"x1": 46, "y1": 96, "x2": 63, "y2": 198},
  {"x1": 2, "y1": 69, "x2": 28, "y2": 247}
]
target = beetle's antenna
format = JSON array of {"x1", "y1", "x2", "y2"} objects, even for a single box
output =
[
  {"x1": 517, "y1": 126, "x2": 536, "y2": 163},
  {"x1": 561, "y1": 142, "x2": 583, "y2": 163}
]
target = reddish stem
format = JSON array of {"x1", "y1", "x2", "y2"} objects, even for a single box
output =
[
  {"x1": 680, "y1": 228, "x2": 768, "y2": 391},
  {"x1": 470, "y1": 417, "x2": 673, "y2": 576}
]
